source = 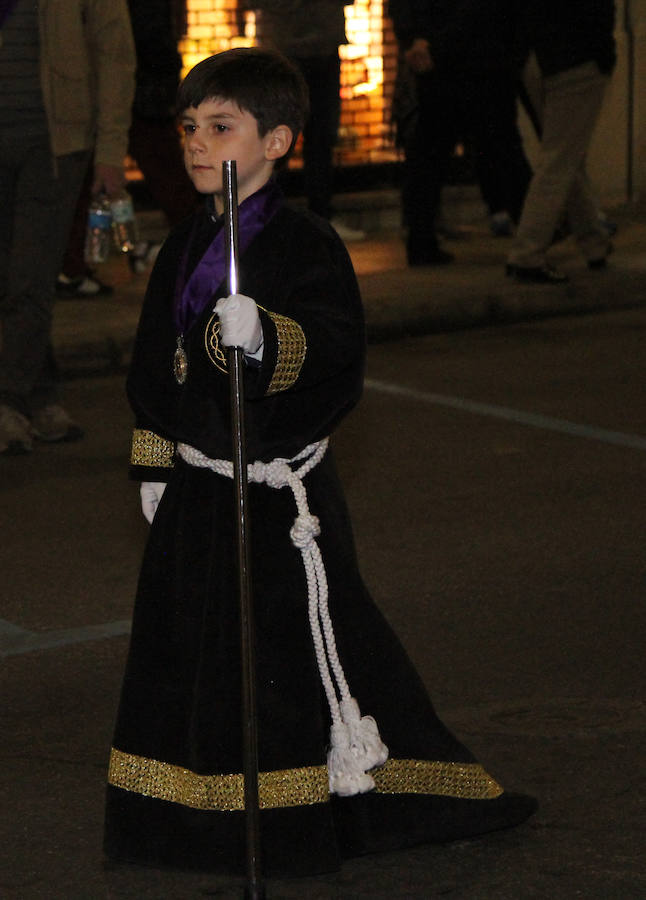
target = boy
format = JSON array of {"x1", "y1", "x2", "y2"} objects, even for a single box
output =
[{"x1": 104, "y1": 48, "x2": 536, "y2": 878}]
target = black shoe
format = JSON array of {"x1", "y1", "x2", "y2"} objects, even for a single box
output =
[
  {"x1": 407, "y1": 245, "x2": 455, "y2": 267},
  {"x1": 588, "y1": 257, "x2": 607, "y2": 270},
  {"x1": 588, "y1": 242, "x2": 613, "y2": 270},
  {"x1": 506, "y1": 263, "x2": 569, "y2": 284},
  {"x1": 550, "y1": 224, "x2": 571, "y2": 246}
]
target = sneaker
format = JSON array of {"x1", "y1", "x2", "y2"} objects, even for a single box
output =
[
  {"x1": 598, "y1": 211, "x2": 618, "y2": 237},
  {"x1": 31, "y1": 404, "x2": 84, "y2": 443},
  {"x1": 330, "y1": 218, "x2": 367, "y2": 242},
  {"x1": 490, "y1": 211, "x2": 514, "y2": 237},
  {"x1": 127, "y1": 240, "x2": 163, "y2": 274},
  {"x1": 0, "y1": 404, "x2": 34, "y2": 455},
  {"x1": 588, "y1": 242, "x2": 614, "y2": 270},
  {"x1": 56, "y1": 273, "x2": 114, "y2": 297}
]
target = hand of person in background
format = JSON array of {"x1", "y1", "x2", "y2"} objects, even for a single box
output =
[
  {"x1": 215, "y1": 293, "x2": 264, "y2": 360},
  {"x1": 92, "y1": 162, "x2": 127, "y2": 198},
  {"x1": 405, "y1": 38, "x2": 434, "y2": 74}
]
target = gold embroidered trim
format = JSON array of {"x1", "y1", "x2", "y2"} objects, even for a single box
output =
[
  {"x1": 108, "y1": 748, "x2": 328, "y2": 810},
  {"x1": 108, "y1": 748, "x2": 502, "y2": 810},
  {"x1": 373, "y1": 759, "x2": 503, "y2": 800},
  {"x1": 266, "y1": 311, "x2": 306, "y2": 395},
  {"x1": 203, "y1": 307, "x2": 305, "y2": 390},
  {"x1": 130, "y1": 429, "x2": 175, "y2": 468},
  {"x1": 204, "y1": 311, "x2": 228, "y2": 374}
]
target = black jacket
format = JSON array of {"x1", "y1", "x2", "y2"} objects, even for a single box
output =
[
  {"x1": 128, "y1": 0, "x2": 184, "y2": 119},
  {"x1": 525, "y1": 0, "x2": 616, "y2": 77},
  {"x1": 388, "y1": 0, "x2": 526, "y2": 73},
  {"x1": 127, "y1": 200, "x2": 365, "y2": 471}
]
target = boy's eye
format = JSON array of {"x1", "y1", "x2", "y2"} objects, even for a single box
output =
[
  {"x1": 182, "y1": 123, "x2": 197, "y2": 136},
  {"x1": 213, "y1": 123, "x2": 229, "y2": 133}
]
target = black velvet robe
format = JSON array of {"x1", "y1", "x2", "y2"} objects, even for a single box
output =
[{"x1": 104, "y1": 201, "x2": 535, "y2": 877}]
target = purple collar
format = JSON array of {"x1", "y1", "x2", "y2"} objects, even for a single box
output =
[{"x1": 173, "y1": 179, "x2": 284, "y2": 333}]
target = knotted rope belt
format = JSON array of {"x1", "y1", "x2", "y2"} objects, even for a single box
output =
[{"x1": 177, "y1": 437, "x2": 388, "y2": 796}]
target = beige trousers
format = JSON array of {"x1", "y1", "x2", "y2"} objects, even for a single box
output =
[{"x1": 509, "y1": 60, "x2": 610, "y2": 268}]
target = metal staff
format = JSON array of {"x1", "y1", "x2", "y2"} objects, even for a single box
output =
[{"x1": 223, "y1": 160, "x2": 265, "y2": 900}]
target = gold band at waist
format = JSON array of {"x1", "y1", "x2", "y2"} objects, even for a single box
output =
[
  {"x1": 130, "y1": 428, "x2": 175, "y2": 468},
  {"x1": 108, "y1": 748, "x2": 503, "y2": 811}
]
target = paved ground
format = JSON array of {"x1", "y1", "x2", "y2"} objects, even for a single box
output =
[
  {"x1": 2, "y1": 189, "x2": 646, "y2": 899},
  {"x1": 4, "y1": 309, "x2": 646, "y2": 897}
]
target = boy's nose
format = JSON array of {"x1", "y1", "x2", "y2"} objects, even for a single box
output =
[{"x1": 186, "y1": 132, "x2": 206, "y2": 151}]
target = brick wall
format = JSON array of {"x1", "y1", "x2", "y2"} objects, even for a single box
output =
[{"x1": 179, "y1": 1, "x2": 400, "y2": 166}]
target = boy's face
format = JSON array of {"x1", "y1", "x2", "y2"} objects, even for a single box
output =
[{"x1": 180, "y1": 98, "x2": 291, "y2": 213}]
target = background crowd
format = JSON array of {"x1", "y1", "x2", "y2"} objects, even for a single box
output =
[{"x1": 0, "y1": 0, "x2": 617, "y2": 456}]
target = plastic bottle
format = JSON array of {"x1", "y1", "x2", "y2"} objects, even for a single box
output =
[
  {"x1": 84, "y1": 195, "x2": 113, "y2": 265},
  {"x1": 110, "y1": 192, "x2": 139, "y2": 254}
]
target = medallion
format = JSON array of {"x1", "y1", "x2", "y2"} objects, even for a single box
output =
[{"x1": 174, "y1": 335, "x2": 188, "y2": 384}]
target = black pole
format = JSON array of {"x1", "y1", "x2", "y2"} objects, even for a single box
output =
[{"x1": 223, "y1": 160, "x2": 266, "y2": 900}]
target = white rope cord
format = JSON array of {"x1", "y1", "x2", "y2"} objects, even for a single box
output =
[{"x1": 177, "y1": 438, "x2": 388, "y2": 795}]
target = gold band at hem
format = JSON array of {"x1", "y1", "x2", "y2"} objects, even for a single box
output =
[
  {"x1": 130, "y1": 429, "x2": 175, "y2": 469},
  {"x1": 108, "y1": 748, "x2": 503, "y2": 811},
  {"x1": 373, "y1": 758, "x2": 503, "y2": 800},
  {"x1": 108, "y1": 748, "x2": 328, "y2": 810},
  {"x1": 266, "y1": 311, "x2": 306, "y2": 395}
]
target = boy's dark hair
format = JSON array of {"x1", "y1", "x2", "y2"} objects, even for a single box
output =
[{"x1": 177, "y1": 47, "x2": 309, "y2": 163}]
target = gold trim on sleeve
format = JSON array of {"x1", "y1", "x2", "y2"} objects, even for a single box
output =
[
  {"x1": 130, "y1": 428, "x2": 175, "y2": 468},
  {"x1": 107, "y1": 748, "x2": 503, "y2": 811},
  {"x1": 266, "y1": 311, "x2": 306, "y2": 395}
]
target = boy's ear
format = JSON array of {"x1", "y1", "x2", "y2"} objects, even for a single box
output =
[{"x1": 265, "y1": 125, "x2": 293, "y2": 161}]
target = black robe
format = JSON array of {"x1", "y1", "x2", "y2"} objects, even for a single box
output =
[{"x1": 104, "y1": 201, "x2": 536, "y2": 877}]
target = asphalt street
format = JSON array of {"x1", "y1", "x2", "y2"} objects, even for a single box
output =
[{"x1": 2, "y1": 307, "x2": 645, "y2": 898}]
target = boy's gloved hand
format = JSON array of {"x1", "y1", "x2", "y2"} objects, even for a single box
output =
[
  {"x1": 215, "y1": 293, "x2": 263, "y2": 359},
  {"x1": 140, "y1": 481, "x2": 167, "y2": 524}
]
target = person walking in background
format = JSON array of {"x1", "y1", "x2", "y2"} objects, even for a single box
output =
[
  {"x1": 249, "y1": 0, "x2": 366, "y2": 242},
  {"x1": 0, "y1": 0, "x2": 135, "y2": 455},
  {"x1": 56, "y1": 0, "x2": 199, "y2": 298},
  {"x1": 388, "y1": 0, "x2": 531, "y2": 266},
  {"x1": 124, "y1": 0, "x2": 200, "y2": 257},
  {"x1": 506, "y1": 0, "x2": 616, "y2": 284}
]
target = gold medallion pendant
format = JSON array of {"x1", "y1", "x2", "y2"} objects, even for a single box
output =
[{"x1": 174, "y1": 335, "x2": 188, "y2": 384}]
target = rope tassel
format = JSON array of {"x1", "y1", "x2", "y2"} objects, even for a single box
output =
[{"x1": 178, "y1": 437, "x2": 389, "y2": 796}]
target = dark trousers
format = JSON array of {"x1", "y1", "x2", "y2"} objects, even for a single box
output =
[
  {"x1": 403, "y1": 69, "x2": 531, "y2": 249},
  {"x1": 0, "y1": 135, "x2": 89, "y2": 414},
  {"x1": 292, "y1": 54, "x2": 341, "y2": 220}
]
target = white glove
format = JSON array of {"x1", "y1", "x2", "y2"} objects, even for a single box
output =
[
  {"x1": 140, "y1": 481, "x2": 167, "y2": 524},
  {"x1": 215, "y1": 293, "x2": 264, "y2": 360}
]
